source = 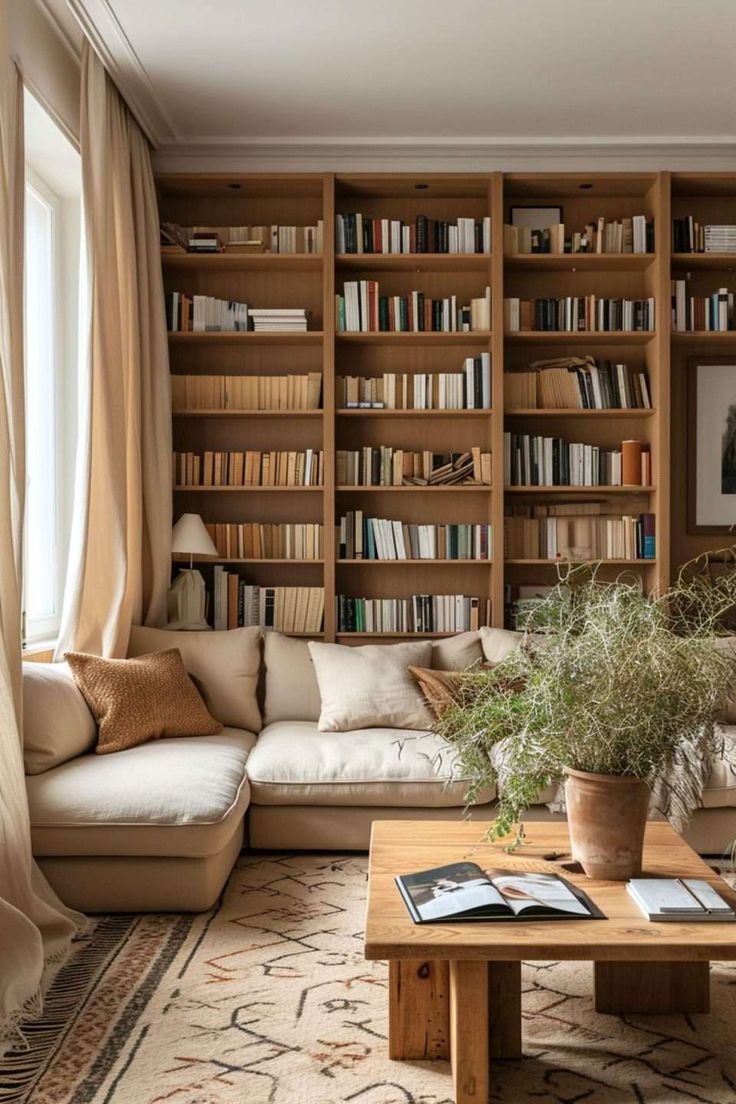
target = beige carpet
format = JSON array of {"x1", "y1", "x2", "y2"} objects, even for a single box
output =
[{"x1": 4, "y1": 853, "x2": 736, "y2": 1103}]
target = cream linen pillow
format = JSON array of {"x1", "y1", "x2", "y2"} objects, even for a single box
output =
[
  {"x1": 66, "y1": 649, "x2": 222, "y2": 754},
  {"x1": 479, "y1": 627, "x2": 524, "y2": 664},
  {"x1": 128, "y1": 625, "x2": 261, "y2": 732},
  {"x1": 22, "y1": 661, "x2": 97, "y2": 774},
  {"x1": 431, "y1": 630, "x2": 483, "y2": 671},
  {"x1": 308, "y1": 640, "x2": 434, "y2": 732},
  {"x1": 263, "y1": 632, "x2": 322, "y2": 725}
]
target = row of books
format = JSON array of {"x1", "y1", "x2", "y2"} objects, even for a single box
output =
[
  {"x1": 504, "y1": 434, "x2": 651, "y2": 487},
  {"x1": 337, "y1": 282, "x2": 491, "y2": 332},
  {"x1": 203, "y1": 522, "x2": 324, "y2": 561},
  {"x1": 340, "y1": 354, "x2": 491, "y2": 410},
  {"x1": 336, "y1": 448, "x2": 492, "y2": 487},
  {"x1": 166, "y1": 293, "x2": 309, "y2": 333},
  {"x1": 504, "y1": 215, "x2": 653, "y2": 256},
  {"x1": 671, "y1": 282, "x2": 735, "y2": 331},
  {"x1": 335, "y1": 214, "x2": 491, "y2": 255},
  {"x1": 336, "y1": 594, "x2": 487, "y2": 633},
  {"x1": 173, "y1": 449, "x2": 324, "y2": 487},
  {"x1": 212, "y1": 572, "x2": 324, "y2": 633},
  {"x1": 504, "y1": 296, "x2": 655, "y2": 333},
  {"x1": 672, "y1": 219, "x2": 736, "y2": 254},
  {"x1": 171, "y1": 373, "x2": 322, "y2": 411},
  {"x1": 338, "y1": 512, "x2": 492, "y2": 561},
  {"x1": 504, "y1": 505, "x2": 655, "y2": 560},
  {"x1": 503, "y1": 357, "x2": 652, "y2": 410},
  {"x1": 161, "y1": 222, "x2": 323, "y2": 254}
]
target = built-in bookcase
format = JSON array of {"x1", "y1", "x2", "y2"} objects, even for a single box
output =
[{"x1": 156, "y1": 171, "x2": 699, "y2": 640}]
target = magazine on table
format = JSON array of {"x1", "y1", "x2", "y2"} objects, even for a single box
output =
[{"x1": 395, "y1": 861, "x2": 605, "y2": 924}]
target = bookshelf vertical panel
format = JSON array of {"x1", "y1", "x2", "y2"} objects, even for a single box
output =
[
  {"x1": 653, "y1": 172, "x2": 671, "y2": 589},
  {"x1": 322, "y1": 173, "x2": 336, "y2": 641},
  {"x1": 491, "y1": 172, "x2": 506, "y2": 627}
]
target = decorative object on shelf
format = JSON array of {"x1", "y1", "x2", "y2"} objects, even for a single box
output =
[
  {"x1": 434, "y1": 560, "x2": 736, "y2": 879},
  {"x1": 166, "y1": 513, "x2": 218, "y2": 630},
  {"x1": 687, "y1": 358, "x2": 736, "y2": 533}
]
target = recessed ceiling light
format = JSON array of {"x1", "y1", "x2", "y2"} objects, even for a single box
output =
[
  {"x1": 228, "y1": 183, "x2": 242, "y2": 190},
  {"x1": 579, "y1": 183, "x2": 593, "y2": 190},
  {"x1": 414, "y1": 183, "x2": 429, "y2": 190}
]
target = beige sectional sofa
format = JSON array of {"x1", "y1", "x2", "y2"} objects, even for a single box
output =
[{"x1": 22, "y1": 626, "x2": 736, "y2": 913}]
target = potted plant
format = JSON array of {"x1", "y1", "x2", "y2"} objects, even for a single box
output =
[{"x1": 435, "y1": 563, "x2": 736, "y2": 880}]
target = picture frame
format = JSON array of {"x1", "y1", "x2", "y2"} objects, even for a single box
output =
[
  {"x1": 509, "y1": 205, "x2": 563, "y2": 231},
  {"x1": 687, "y1": 357, "x2": 736, "y2": 534}
]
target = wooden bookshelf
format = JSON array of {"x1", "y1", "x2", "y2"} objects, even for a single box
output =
[{"x1": 158, "y1": 170, "x2": 679, "y2": 639}]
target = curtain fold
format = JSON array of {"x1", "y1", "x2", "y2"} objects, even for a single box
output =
[
  {"x1": 0, "y1": 0, "x2": 82, "y2": 1048},
  {"x1": 57, "y1": 40, "x2": 172, "y2": 659}
]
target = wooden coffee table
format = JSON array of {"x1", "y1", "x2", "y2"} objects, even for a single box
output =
[{"x1": 364, "y1": 820, "x2": 736, "y2": 1104}]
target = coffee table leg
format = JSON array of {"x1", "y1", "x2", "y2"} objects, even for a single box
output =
[
  {"x1": 450, "y1": 960, "x2": 489, "y2": 1103},
  {"x1": 488, "y1": 960, "x2": 522, "y2": 1058},
  {"x1": 594, "y1": 961, "x2": 710, "y2": 1014},
  {"x1": 389, "y1": 959, "x2": 449, "y2": 1059}
]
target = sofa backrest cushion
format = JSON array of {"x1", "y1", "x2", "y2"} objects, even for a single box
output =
[
  {"x1": 308, "y1": 640, "x2": 434, "y2": 731},
  {"x1": 714, "y1": 636, "x2": 736, "y2": 723},
  {"x1": 431, "y1": 630, "x2": 483, "y2": 671},
  {"x1": 23, "y1": 661, "x2": 97, "y2": 774},
  {"x1": 479, "y1": 627, "x2": 525, "y2": 664},
  {"x1": 128, "y1": 625, "x2": 261, "y2": 732},
  {"x1": 263, "y1": 632, "x2": 322, "y2": 725}
]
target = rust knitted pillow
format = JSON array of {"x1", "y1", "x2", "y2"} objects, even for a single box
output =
[{"x1": 65, "y1": 649, "x2": 222, "y2": 754}]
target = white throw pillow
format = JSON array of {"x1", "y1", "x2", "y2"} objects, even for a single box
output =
[
  {"x1": 128, "y1": 625, "x2": 261, "y2": 732},
  {"x1": 431, "y1": 630, "x2": 483, "y2": 671},
  {"x1": 479, "y1": 627, "x2": 524, "y2": 665},
  {"x1": 23, "y1": 661, "x2": 97, "y2": 774},
  {"x1": 263, "y1": 632, "x2": 322, "y2": 725},
  {"x1": 308, "y1": 640, "x2": 434, "y2": 732}
]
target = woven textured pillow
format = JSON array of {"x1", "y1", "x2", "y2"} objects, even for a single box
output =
[
  {"x1": 65, "y1": 649, "x2": 222, "y2": 754},
  {"x1": 408, "y1": 666, "x2": 466, "y2": 719}
]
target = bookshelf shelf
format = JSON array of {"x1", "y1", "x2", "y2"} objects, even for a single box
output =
[
  {"x1": 159, "y1": 169, "x2": 674, "y2": 637},
  {"x1": 335, "y1": 253, "x2": 490, "y2": 272},
  {"x1": 671, "y1": 331, "x2": 736, "y2": 342},
  {"x1": 671, "y1": 253, "x2": 736, "y2": 269},
  {"x1": 173, "y1": 556, "x2": 324, "y2": 565},
  {"x1": 505, "y1": 558, "x2": 655, "y2": 565},
  {"x1": 504, "y1": 253, "x2": 656, "y2": 272},
  {"x1": 162, "y1": 252, "x2": 322, "y2": 271}
]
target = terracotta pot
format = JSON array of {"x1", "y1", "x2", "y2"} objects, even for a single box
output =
[{"x1": 564, "y1": 768, "x2": 650, "y2": 880}]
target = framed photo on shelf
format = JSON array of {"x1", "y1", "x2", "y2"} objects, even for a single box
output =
[
  {"x1": 509, "y1": 205, "x2": 563, "y2": 231},
  {"x1": 688, "y1": 358, "x2": 736, "y2": 534}
]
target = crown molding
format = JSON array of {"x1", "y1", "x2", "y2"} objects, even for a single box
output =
[
  {"x1": 152, "y1": 135, "x2": 736, "y2": 173},
  {"x1": 62, "y1": 0, "x2": 176, "y2": 144},
  {"x1": 33, "y1": 0, "x2": 83, "y2": 63}
]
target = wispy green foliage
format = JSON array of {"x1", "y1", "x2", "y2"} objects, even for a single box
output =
[{"x1": 436, "y1": 559, "x2": 736, "y2": 842}]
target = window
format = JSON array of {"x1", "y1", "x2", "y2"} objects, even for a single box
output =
[{"x1": 22, "y1": 91, "x2": 81, "y2": 647}]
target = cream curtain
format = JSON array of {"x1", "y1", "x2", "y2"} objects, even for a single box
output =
[
  {"x1": 57, "y1": 40, "x2": 172, "y2": 659},
  {"x1": 0, "y1": 1, "x2": 81, "y2": 1047}
]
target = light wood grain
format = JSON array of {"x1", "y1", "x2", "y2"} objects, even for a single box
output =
[
  {"x1": 389, "y1": 959, "x2": 449, "y2": 1059},
  {"x1": 594, "y1": 960, "x2": 710, "y2": 1014},
  {"x1": 450, "y1": 960, "x2": 489, "y2": 1103}
]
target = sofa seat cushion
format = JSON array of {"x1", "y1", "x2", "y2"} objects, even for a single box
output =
[
  {"x1": 28, "y1": 728, "x2": 255, "y2": 859},
  {"x1": 246, "y1": 721, "x2": 494, "y2": 807},
  {"x1": 702, "y1": 726, "x2": 736, "y2": 809}
]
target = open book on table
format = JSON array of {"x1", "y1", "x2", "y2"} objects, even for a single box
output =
[{"x1": 395, "y1": 861, "x2": 605, "y2": 923}]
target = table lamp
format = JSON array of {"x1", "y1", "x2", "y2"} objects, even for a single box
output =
[{"x1": 166, "y1": 513, "x2": 218, "y2": 630}]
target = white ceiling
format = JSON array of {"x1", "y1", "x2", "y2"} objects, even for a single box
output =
[{"x1": 58, "y1": 0, "x2": 736, "y2": 166}]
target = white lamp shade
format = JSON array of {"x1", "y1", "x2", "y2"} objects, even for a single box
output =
[{"x1": 171, "y1": 513, "x2": 218, "y2": 557}]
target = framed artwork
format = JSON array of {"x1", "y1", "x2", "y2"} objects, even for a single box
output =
[
  {"x1": 509, "y1": 205, "x2": 563, "y2": 231},
  {"x1": 688, "y1": 358, "x2": 736, "y2": 534}
]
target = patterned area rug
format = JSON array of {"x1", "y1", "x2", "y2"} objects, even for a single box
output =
[{"x1": 4, "y1": 853, "x2": 736, "y2": 1104}]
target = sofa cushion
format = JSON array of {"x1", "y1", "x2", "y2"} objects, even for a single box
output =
[
  {"x1": 309, "y1": 640, "x2": 434, "y2": 731},
  {"x1": 479, "y1": 627, "x2": 525, "y2": 664},
  {"x1": 263, "y1": 632, "x2": 322, "y2": 725},
  {"x1": 128, "y1": 625, "x2": 261, "y2": 732},
  {"x1": 246, "y1": 720, "x2": 494, "y2": 807},
  {"x1": 702, "y1": 726, "x2": 736, "y2": 808},
  {"x1": 23, "y1": 661, "x2": 97, "y2": 774},
  {"x1": 28, "y1": 727, "x2": 255, "y2": 858},
  {"x1": 431, "y1": 630, "x2": 483, "y2": 671}
]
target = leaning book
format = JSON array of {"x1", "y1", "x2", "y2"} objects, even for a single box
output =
[{"x1": 395, "y1": 862, "x2": 604, "y2": 924}]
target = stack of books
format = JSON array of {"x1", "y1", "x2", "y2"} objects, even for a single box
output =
[
  {"x1": 186, "y1": 230, "x2": 224, "y2": 253},
  {"x1": 504, "y1": 214, "x2": 653, "y2": 255},
  {"x1": 627, "y1": 878, "x2": 735, "y2": 922},
  {"x1": 173, "y1": 449, "x2": 324, "y2": 487},
  {"x1": 504, "y1": 358, "x2": 651, "y2": 410},
  {"x1": 337, "y1": 282, "x2": 491, "y2": 332},
  {"x1": 504, "y1": 504, "x2": 655, "y2": 560},
  {"x1": 504, "y1": 435, "x2": 651, "y2": 487},
  {"x1": 672, "y1": 218, "x2": 736, "y2": 254},
  {"x1": 204, "y1": 522, "x2": 323, "y2": 560},
  {"x1": 504, "y1": 296, "x2": 655, "y2": 333},
  {"x1": 248, "y1": 308, "x2": 309, "y2": 333},
  {"x1": 336, "y1": 213, "x2": 491, "y2": 254},
  {"x1": 336, "y1": 594, "x2": 487, "y2": 633},
  {"x1": 671, "y1": 282, "x2": 735, "y2": 331},
  {"x1": 212, "y1": 572, "x2": 324, "y2": 633},
  {"x1": 171, "y1": 372, "x2": 322, "y2": 411},
  {"x1": 339, "y1": 513, "x2": 492, "y2": 560},
  {"x1": 340, "y1": 354, "x2": 491, "y2": 410},
  {"x1": 336, "y1": 448, "x2": 491, "y2": 487}
]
